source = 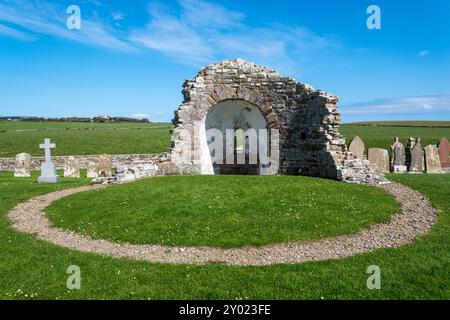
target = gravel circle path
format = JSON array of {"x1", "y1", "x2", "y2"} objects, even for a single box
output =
[{"x1": 7, "y1": 181, "x2": 438, "y2": 266}]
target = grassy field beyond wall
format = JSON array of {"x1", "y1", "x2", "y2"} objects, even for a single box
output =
[
  {"x1": 0, "y1": 121, "x2": 172, "y2": 157},
  {"x1": 339, "y1": 121, "x2": 450, "y2": 154},
  {"x1": 0, "y1": 121, "x2": 449, "y2": 157}
]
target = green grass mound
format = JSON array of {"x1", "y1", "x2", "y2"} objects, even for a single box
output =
[
  {"x1": 46, "y1": 175, "x2": 400, "y2": 248},
  {"x1": 1, "y1": 173, "x2": 449, "y2": 298}
]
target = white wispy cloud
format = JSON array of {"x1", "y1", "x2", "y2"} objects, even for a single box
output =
[
  {"x1": 130, "y1": 113, "x2": 151, "y2": 119},
  {"x1": 0, "y1": 0, "x2": 135, "y2": 52},
  {"x1": 211, "y1": 25, "x2": 339, "y2": 71},
  {"x1": 130, "y1": 2, "x2": 214, "y2": 65},
  {"x1": 179, "y1": 0, "x2": 245, "y2": 29},
  {"x1": 0, "y1": 0, "x2": 339, "y2": 70},
  {"x1": 112, "y1": 12, "x2": 124, "y2": 21},
  {"x1": 0, "y1": 23, "x2": 36, "y2": 40},
  {"x1": 130, "y1": 113, "x2": 149, "y2": 118},
  {"x1": 130, "y1": 112, "x2": 165, "y2": 120},
  {"x1": 419, "y1": 50, "x2": 430, "y2": 57},
  {"x1": 130, "y1": 0, "x2": 338, "y2": 70},
  {"x1": 341, "y1": 95, "x2": 450, "y2": 115}
]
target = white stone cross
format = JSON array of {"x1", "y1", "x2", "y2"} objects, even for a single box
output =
[{"x1": 39, "y1": 138, "x2": 56, "y2": 163}]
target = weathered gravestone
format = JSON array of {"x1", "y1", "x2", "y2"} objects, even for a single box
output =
[
  {"x1": 406, "y1": 137, "x2": 416, "y2": 168},
  {"x1": 348, "y1": 136, "x2": 365, "y2": 160},
  {"x1": 424, "y1": 145, "x2": 443, "y2": 173},
  {"x1": 368, "y1": 148, "x2": 390, "y2": 173},
  {"x1": 391, "y1": 137, "x2": 407, "y2": 173},
  {"x1": 438, "y1": 137, "x2": 450, "y2": 170},
  {"x1": 409, "y1": 138, "x2": 425, "y2": 173},
  {"x1": 86, "y1": 161, "x2": 99, "y2": 178},
  {"x1": 14, "y1": 153, "x2": 32, "y2": 177},
  {"x1": 64, "y1": 156, "x2": 80, "y2": 178},
  {"x1": 37, "y1": 138, "x2": 60, "y2": 183},
  {"x1": 98, "y1": 155, "x2": 113, "y2": 176}
]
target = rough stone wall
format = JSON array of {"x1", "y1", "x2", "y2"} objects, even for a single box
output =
[
  {"x1": 92, "y1": 153, "x2": 197, "y2": 185},
  {"x1": 0, "y1": 154, "x2": 165, "y2": 172},
  {"x1": 171, "y1": 58, "x2": 347, "y2": 179}
]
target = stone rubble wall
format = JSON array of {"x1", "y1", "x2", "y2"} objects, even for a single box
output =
[
  {"x1": 339, "y1": 154, "x2": 390, "y2": 185},
  {"x1": 0, "y1": 154, "x2": 167, "y2": 172}
]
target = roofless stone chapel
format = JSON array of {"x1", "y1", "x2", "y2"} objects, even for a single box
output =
[{"x1": 170, "y1": 59, "x2": 382, "y2": 183}]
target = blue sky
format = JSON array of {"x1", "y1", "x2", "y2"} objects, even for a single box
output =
[{"x1": 0, "y1": 0, "x2": 449, "y2": 123}]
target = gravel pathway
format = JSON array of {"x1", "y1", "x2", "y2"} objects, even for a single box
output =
[{"x1": 7, "y1": 181, "x2": 438, "y2": 266}]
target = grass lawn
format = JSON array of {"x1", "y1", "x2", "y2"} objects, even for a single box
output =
[
  {"x1": 0, "y1": 172, "x2": 449, "y2": 299},
  {"x1": 45, "y1": 175, "x2": 399, "y2": 247},
  {"x1": 0, "y1": 122, "x2": 172, "y2": 157}
]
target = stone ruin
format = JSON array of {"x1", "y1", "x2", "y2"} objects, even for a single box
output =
[
  {"x1": 10, "y1": 59, "x2": 395, "y2": 185},
  {"x1": 170, "y1": 59, "x2": 387, "y2": 184},
  {"x1": 5, "y1": 61, "x2": 449, "y2": 185}
]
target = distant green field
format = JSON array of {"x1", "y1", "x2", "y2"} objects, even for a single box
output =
[
  {"x1": 0, "y1": 120, "x2": 170, "y2": 131},
  {"x1": 0, "y1": 121, "x2": 172, "y2": 157},
  {"x1": 0, "y1": 121, "x2": 449, "y2": 157},
  {"x1": 347, "y1": 121, "x2": 450, "y2": 127},
  {"x1": 340, "y1": 124, "x2": 450, "y2": 153}
]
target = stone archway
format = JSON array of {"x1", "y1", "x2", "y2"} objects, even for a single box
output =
[
  {"x1": 201, "y1": 99, "x2": 268, "y2": 175},
  {"x1": 170, "y1": 59, "x2": 349, "y2": 180}
]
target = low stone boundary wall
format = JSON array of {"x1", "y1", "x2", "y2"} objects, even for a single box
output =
[{"x1": 0, "y1": 154, "x2": 165, "y2": 172}]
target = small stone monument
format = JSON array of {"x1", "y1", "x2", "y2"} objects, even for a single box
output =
[
  {"x1": 64, "y1": 156, "x2": 80, "y2": 178},
  {"x1": 424, "y1": 145, "x2": 443, "y2": 173},
  {"x1": 14, "y1": 153, "x2": 32, "y2": 177},
  {"x1": 406, "y1": 137, "x2": 416, "y2": 168},
  {"x1": 438, "y1": 137, "x2": 450, "y2": 170},
  {"x1": 98, "y1": 154, "x2": 113, "y2": 176},
  {"x1": 391, "y1": 137, "x2": 407, "y2": 173},
  {"x1": 368, "y1": 148, "x2": 390, "y2": 173},
  {"x1": 86, "y1": 161, "x2": 99, "y2": 178},
  {"x1": 348, "y1": 136, "x2": 365, "y2": 160},
  {"x1": 38, "y1": 138, "x2": 60, "y2": 183},
  {"x1": 409, "y1": 137, "x2": 425, "y2": 173}
]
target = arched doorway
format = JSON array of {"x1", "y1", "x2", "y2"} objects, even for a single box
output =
[{"x1": 200, "y1": 100, "x2": 268, "y2": 175}]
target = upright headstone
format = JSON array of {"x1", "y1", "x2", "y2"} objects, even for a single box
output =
[
  {"x1": 424, "y1": 145, "x2": 443, "y2": 173},
  {"x1": 406, "y1": 137, "x2": 416, "y2": 168},
  {"x1": 409, "y1": 137, "x2": 425, "y2": 173},
  {"x1": 438, "y1": 137, "x2": 450, "y2": 169},
  {"x1": 86, "y1": 161, "x2": 99, "y2": 178},
  {"x1": 348, "y1": 136, "x2": 365, "y2": 160},
  {"x1": 368, "y1": 148, "x2": 390, "y2": 173},
  {"x1": 63, "y1": 156, "x2": 80, "y2": 178},
  {"x1": 37, "y1": 138, "x2": 60, "y2": 183},
  {"x1": 98, "y1": 155, "x2": 112, "y2": 176},
  {"x1": 14, "y1": 153, "x2": 32, "y2": 177},
  {"x1": 391, "y1": 137, "x2": 407, "y2": 173}
]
